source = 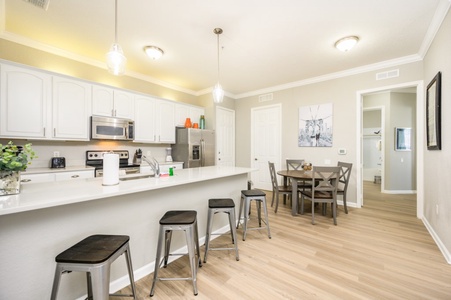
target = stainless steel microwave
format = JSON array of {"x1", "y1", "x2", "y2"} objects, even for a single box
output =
[{"x1": 91, "y1": 115, "x2": 134, "y2": 141}]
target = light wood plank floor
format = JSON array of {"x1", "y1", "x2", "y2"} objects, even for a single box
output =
[{"x1": 116, "y1": 182, "x2": 451, "y2": 299}]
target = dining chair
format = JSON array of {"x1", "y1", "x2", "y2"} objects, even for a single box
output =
[
  {"x1": 286, "y1": 159, "x2": 311, "y2": 191},
  {"x1": 299, "y1": 166, "x2": 340, "y2": 225},
  {"x1": 337, "y1": 161, "x2": 353, "y2": 214},
  {"x1": 268, "y1": 161, "x2": 292, "y2": 213}
]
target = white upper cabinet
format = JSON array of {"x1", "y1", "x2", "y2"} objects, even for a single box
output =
[
  {"x1": 92, "y1": 85, "x2": 134, "y2": 119},
  {"x1": 52, "y1": 76, "x2": 91, "y2": 140},
  {"x1": 0, "y1": 64, "x2": 50, "y2": 138},
  {"x1": 156, "y1": 100, "x2": 175, "y2": 143},
  {"x1": 175, "y1": 103, "x2": 205, "y2": 127},
  {"x1": 134, "y1": 95, "x2": 156, "y2": 143}
]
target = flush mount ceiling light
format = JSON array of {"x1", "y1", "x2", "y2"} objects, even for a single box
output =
[
  {"x1": 106, "y1": 0, "x2": 126, "y2": 75},
  {"x1": 335, "y1": 36, "x2": 359, "y2": 52},
  {"x1": 212, "y1": 28, "x2": 224, "y2": 104},
  {"x1": 144, "y1": 46, "x2": 164, "y2": 60}
]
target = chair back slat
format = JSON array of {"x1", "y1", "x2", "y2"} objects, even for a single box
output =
[
  {"x1": 286, "y1": 159, "x2": 305, "y2": 171},
  {"x1": 268, "y1": 162, "x2": 278, "y2": 190},
  {"x1": 312, "y1": 166, "x2": 340, "y2": 194},
  {"x1": 337, "y1": 161, "x2": 353, "y2": 191}
]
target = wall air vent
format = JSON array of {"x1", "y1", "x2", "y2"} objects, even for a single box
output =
[
  {"x1": 258, "y1": 93, "x2": 273, "y2": 102},
  {"x1": 376, "y1": 69, "x2": 399, "y2": 81},
  {"x1": 22, "y1": 0, "x2": 50, "y2": 10}
]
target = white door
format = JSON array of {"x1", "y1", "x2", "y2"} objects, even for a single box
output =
[
  {"x1": 251, "y1": 104, "x2": 282, "y2": 190},
  {"x1": 216, "y1": 106, "x2": 235, "y2": 166}
]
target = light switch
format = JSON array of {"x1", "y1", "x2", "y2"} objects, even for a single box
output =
[{"x1": 338, "y1": 148, "x2": 346, "y2": 155}]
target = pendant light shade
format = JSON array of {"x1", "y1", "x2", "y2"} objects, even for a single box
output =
[
  {"x1": 212, "y1": 28, "x2": 224, "y2": 104},
  {"x1": 106, "y1": 43, "x2": 127, "y2": 75},
  {"x1": 106, "y1": 0, "x2": 126, "y2": 75},
  {"x1": 213, "y1": 82, "x2": 225, "y2": 104}
]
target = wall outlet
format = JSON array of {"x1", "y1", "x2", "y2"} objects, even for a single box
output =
[
  {"x1": 324, "y1": 159, "x2": 331, "y2": 165},
  {"x1": 146, "y1": 151, "x2": 152, "y2": 157},
  {"x1": 436, "y1": 204, "x2": 439, "y2": 215},
  {"x1": 53, "y1": 151, "x2": 60, "y2": 157}
]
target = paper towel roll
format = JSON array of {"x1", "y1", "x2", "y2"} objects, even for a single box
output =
[{"x1": 102, "y1": 153, "x2": 119, "y2": 186}]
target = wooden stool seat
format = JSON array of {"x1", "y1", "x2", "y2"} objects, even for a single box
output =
[{"x1": 51, "y1": 234, "x2": 136, "y2": 300}]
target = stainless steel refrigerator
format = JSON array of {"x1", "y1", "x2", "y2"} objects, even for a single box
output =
[{"x1": 171, "y1": 128, "x2": 216, "y2": 168}]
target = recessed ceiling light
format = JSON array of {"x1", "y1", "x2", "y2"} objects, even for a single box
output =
[
  {"x1": 335, "y1": 36, "x2": 359, "y2": 52},
  {"x1": 144, "y1": 46, "x2": 164, "y2": 60}
]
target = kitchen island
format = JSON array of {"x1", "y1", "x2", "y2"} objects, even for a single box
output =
[{"x1": 0, "y1": 166, "x2": 253, "y2": 300}]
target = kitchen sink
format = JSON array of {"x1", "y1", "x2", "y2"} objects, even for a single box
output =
[{"x1": 119, "y1": 174, "x2": 154, "y2": 181}]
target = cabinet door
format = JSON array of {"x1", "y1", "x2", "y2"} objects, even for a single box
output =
[
  {"x1": 114, "y1": 90, "x2": 134, "y2": 119},
  {"x1": 190, "y1": 107, "x2": 204, "y2": 127},
  {"x1": 134, "y1": 95, "x2": 156, "y2": 142},
  {"x1": 0, "y1": 64, "x2": 50, "y2": 138},
  {"x1": 156, "y1": 100, "x2": 175, "y2": 143},
  {"x1": 52, "y1": 76, "x2": 91, "y2": 140},
  {"x1": 92, "y1": 85, "x2": 114, "y2": 116},
  {"x1": 55, "y1": 170, "x2": 94, "y2": 181},
  {"x1": 175, "y1": 104, "x2": 190, "y2": 127}
]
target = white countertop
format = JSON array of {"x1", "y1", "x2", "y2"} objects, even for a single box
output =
[{"x1": 0, "y1": 166, "x2": 254, "y2": 216}]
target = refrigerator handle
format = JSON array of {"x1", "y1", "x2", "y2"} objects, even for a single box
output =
[{"x1": 200, "y1": 139, "x2": 205, "y2": 167}]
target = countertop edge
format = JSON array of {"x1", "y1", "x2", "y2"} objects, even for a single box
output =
[{"x1": 0, "y1": 166, "x2": 255, "y2": 216}]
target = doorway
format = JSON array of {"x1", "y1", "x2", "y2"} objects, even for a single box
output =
[
  {"x1": 356, "y1": 81, "x2": 424, "y2": 218},
  {"x1": 216, "y1": 106, "x2": 235, "y2": 166},
  {"x1": 250, "y1": 104, "x2": 282, "y2": 190}
]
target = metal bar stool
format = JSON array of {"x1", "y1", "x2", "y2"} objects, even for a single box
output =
[
  {"x1": 50, "y1": 234, "x2": 136, "y2": 300},
  {"x1": 150, "y1": 210, "x2": 202, "y2": 297},
  {"x1": 204, "y1": 198, "x2": 239, "y2": 263},
  {"x1": 237, "y1": 189, "x2": 272, "y2": 241}
]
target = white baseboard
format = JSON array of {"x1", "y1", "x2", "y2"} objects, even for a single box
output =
[{"x1": 422, "y1": 217, "x2": 451, "y2": 264}]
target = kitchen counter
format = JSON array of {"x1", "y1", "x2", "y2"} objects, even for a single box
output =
[
  {"x1": 0, "y1": 166, "x2": 251, "y2": 216},
  {"x1": 0, "y1": 165, "x2": 253, "y2": 299}
]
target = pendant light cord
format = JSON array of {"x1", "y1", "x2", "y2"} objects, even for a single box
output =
[
  {"x1": 114, "y1": 0, "x2": 118, "y2": 43},
  {"x1": 217, "y1": 32, "x2": 220, "y2": 83}
]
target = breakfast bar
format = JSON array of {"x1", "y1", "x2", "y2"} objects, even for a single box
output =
[{"x1": 0, "y1": 166, "x2": 252, "y2": 300}]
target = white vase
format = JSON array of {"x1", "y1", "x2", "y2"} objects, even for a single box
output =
[{"x1": 0, "y1": 171, "x2": 21, "y2": 196}]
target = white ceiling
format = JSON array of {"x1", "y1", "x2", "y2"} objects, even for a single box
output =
[{"x1": 1, "y1": 0, "x2": 449, "y2": 98}]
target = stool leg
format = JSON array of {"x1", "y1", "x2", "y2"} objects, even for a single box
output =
[
  {"x1": 243, "y1": 197, "x2": 250, "y2": 241},
  {"x1": 237, "y1": 196, "x2": 244, "y2": 230},
  {"x1": 50, "y1": 264, "x2": 63, "y2": 300},
  {"x1": 257, "y1": 200, "x2": 262, "y2": 227},
  {"x1": 185, "y1": 227, "x2": 198, "y2": 296},
  {"x1": 90, "y1": 264, "x2": 110, "y2": 300},
  {"x1": 229, "y1": 208, "x2": 240, "y2": 261},
  {"x1": 194, "y1": 219, "x2": 202, "y2": 268},
  {"x1": 261, "y1": 197, "x2": 272, "y2": 239},
  {"x1": 163, "y1": 230, "x2": 173, "y2": 267},
  {"x1": 227, "y1": 211, "x2": 234, "y2": 243},
  {"x1": 86, "y1": 272, "x2": 93, "y2": 299},
  {"x1": 150, "y1": 226, "x2": 165, "y2": 297},
  {"x1": 203, "y1": 208, "x2": 213, "y2": 263},
  {"x1": 124, "y1": 245, "x2": 137, "y2": 299}
]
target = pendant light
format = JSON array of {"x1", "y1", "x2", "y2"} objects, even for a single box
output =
[
  {"x1": 212, "y1": 28, "x2": 224, "y2": 104},
  {"x1": 106, "y1": 0, "x2": 126, "y2": 75}
]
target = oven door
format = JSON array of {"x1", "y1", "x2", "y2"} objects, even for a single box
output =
[{"x1": 91, "y1": 116, "x2": 134, "y2": 141}]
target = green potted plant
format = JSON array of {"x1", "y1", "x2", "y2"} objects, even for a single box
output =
[{"x1": 0, "y1": 141, "x2": 37, "y2": 195}]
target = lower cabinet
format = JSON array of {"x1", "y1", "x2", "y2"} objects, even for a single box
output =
[{"x1": 21, "y1": 169, "x2": 94, "y2": 184}]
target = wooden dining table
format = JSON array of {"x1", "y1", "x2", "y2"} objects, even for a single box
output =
[{"x1": 277, "y1": 170, "x2": 314, "y2": 216}]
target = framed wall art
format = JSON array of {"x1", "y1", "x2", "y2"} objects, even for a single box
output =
[
  {"x1": 426, "y1": 72, "x2": 441, "y2": 150},
  {"x1": 298, "y1": 103, "x2": 333, "y2": 147},
  {"x1": 395, "y1": 127, "x2": 412, "y2": 151}
]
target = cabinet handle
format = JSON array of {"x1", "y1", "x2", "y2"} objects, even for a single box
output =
[
  {"x1": 71, "y1": 175, "x2": 80, "y2": 178},
  {"x1": 21, "y1": 179, "x2": 32, "y2": 182},
  {"x1": 54, "y1": 128, "x2": 56, "y2": 137},
  {"x1": 112, "y1": 109, "x2": 115, "y2": 116},
  {"x1": 43, "y1": 127, "x2": 46, "y2": 136}
]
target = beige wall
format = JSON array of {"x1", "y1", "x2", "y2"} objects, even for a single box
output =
[
  {"x1": 423, "y1": 9, "x2": 451, "y2": 261},
  {"x1": 235, "y1": 62, "x2": 423, "y2": 209}
]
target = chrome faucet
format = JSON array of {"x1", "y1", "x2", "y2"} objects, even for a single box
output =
[{"x1": 142, "y1": 156, "x2": 160, "y2": 178}]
